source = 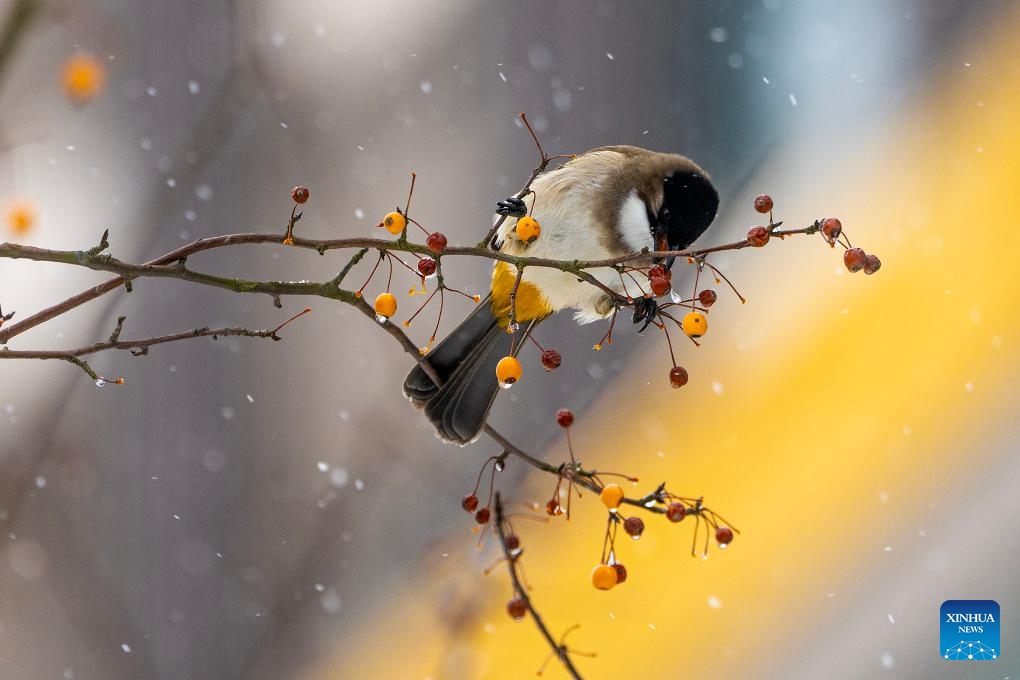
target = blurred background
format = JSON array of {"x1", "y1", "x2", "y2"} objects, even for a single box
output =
[{"x1": 1, "y1": 0, "x2": 1017, "y2": 678}]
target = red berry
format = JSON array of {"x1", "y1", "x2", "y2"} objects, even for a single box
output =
[
  {"x1": 461, "y1": 493, "x2": 479, "y2": 513},
  {"x1": 698, "y1": 289, "x2": 717, "y2": 307},
  {"x1": 612, "y1": 563, "x2": 628, "y2": 584},
  {"x1": 669, "y1": 366, "x2": 689, "y2": 389},
  {"x1": 507, "y1": 597, "x2": 528, "y2": 621},
  {"x1": 715, "y1": 526, "x2": 734, "y2": 546},
  {"x1": 417, "y1": 257, "x2": 437, "y2": 277},
  {"x1": 753, "y1": 194, "x2": 773, "y2": 214},
  {"x1": 540, "y1": 349, "x2": 562, "y2": 371},
  {"x1": 623, "y1": 516, "x2": 645, "y2": 538},
  {"x1": 426, "y1": 232, "x2": 448, "y2": 253},
  {"x1": 647, "y1": 264, "x2": 670, "y2": 281},
  {"x1": 747, "y1": 225, "x2": 770, "y2": 247},
  {"x1": 504, "y1": 534, "x2": 521, "y2": 552},
  {"x1": 844, "y1": 247, "x2": 868, "y2": 273},
  {"x1": 545, "y1": 499, "x2": 563, "y2": 516},
  {"x1": 291, "y1": 186, "x2": 310, "y2": 204},
  {"x1": 556, "y1": 408, "x2": 574, "y2": 428},
  {"x1": 474, "y1": 507, "x2": 491, "y2": 525},
  {"x1": 821, "y1": 217, "x2": 842, "y2": 244},
  {"x1": 649, "y1": 276, "x2": 671, "y2": 297},
  {"x1": 864, "y1": 253, "x2": 882, "y2": 275},
  {"x1": 666, "y1": 502, "x2": 686, "y2": 522}
]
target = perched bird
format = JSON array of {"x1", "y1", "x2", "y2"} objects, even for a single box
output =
[{"x1": 403, "y1": 145, "x2": 719, "y2": 444}]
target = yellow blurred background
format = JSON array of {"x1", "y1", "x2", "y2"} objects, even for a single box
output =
[{"x1": 312, "y1": 6, "x2": 1020, "y2": 680}]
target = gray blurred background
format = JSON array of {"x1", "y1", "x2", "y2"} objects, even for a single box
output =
[{"x1": 0, "y1": 1, "x2": 1014, "y2": 679}]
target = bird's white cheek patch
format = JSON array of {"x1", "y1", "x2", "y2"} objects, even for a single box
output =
[{"x1": 617, "y1": 190, "x2": 654, "y2": 253}]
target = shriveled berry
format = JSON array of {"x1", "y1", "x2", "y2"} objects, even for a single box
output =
[
  {"x1": 669, "y1": 366, "x2": 689, "y2": 388},
  {"x1": 753, "y1": 194, "x2": 773, "y2": 214},
  {"x1": 426, "y1": 232, "x2": 448, "y2": 253},
  {"x1": 496, "y1": 356, "x2": 522, "y2": 387},
  {"x1": 545, "y1": 499, "x2": 563, "y2": 516},
  {"x1": 417, "y1": 257, "x2": 437, "y2": 277},
  {"x1": 715, "y1": 526, "x2": 734, "y2": 546},
  {"x1": 381, "y1": 211, "x2": 406, "y2": 235},
  {"x1": 291, "y1": 186, "x2": 310, "y2": 204},
  {"x1": 698, "y1": 289, "x2": 717, "y2": 307},
  {"x1": 507, "y1": 597, "x2": 528, "y2": 621},
  {"x1": 600, "y1": 484, "x2": 624, "y2": 510},
  {"x1": 647, "y1": 264, "x2": 671, "y2": 281},
  {"x1": 556, "y1": 408, "x2": 574, "y2": 428},
  {"x1": 681, "y1": 311, "x2": 708, "y2": 338},
  {"x1": 515, "y1": 216, "x2": 542, "y2": 243},
  {"x1": 612, "y1": 563, "x2": 628, "y2": 584},
  {"x1": 747, "y1": 225, "x2": 770, "y2": 247},
  {"x1": 461, "y1": 493, "x2": 479, "y2": 513},
  {"x1": 591, "y1": 564, "x2": 618, "y2": 590},
  {"x1": 541, "y1": 349, "x2": 562, "y2": 371},
  {"x1": 474, "y1": 507, "x2": 491, "y2": 525},
  {"x1": 844, "y1": 247, "x2": 868, "y2": 273},
  {"x1": 864, "y1": 253, "x2": 882, "y2": 275},
  {"x1": 623, "y1": 516, "x2": 645, "y2": 538},
  {"x1": 649, "y1": 276, "x2": 671, "y2": 297},
  {"x1": 666, "y1": 502, "x2": 687, "y2": 522},
  {"x1": 821, "y1": 217, "x2": 842, "y2": 244}
]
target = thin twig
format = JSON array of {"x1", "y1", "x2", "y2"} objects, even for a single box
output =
[{"x1": 494, "y1": 494, "x2": 585, "y2": 680}]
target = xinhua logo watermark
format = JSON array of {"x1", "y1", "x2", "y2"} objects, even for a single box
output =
[{"x1": 941, "y1": 600, "x2": 999, "y2": 660}]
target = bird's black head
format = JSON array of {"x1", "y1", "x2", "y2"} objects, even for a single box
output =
[{"x1": 656, "y1": 170, "x2": 719, "y2": 252}]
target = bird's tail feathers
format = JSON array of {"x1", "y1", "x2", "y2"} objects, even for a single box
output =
[{"x1": 403, "y1": 297, "x2": 526, "y2": 444}]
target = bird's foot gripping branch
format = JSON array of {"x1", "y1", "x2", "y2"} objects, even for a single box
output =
[{"x1": 0, "y1": 113, "x2": 881, "y2": 679}]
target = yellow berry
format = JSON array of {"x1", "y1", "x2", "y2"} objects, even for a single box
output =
[
  {"x1": 381, "y1": 211, "x2": 406, "y2": 235},
  {"x1": 495, "y1": 356, "x2": 523, "y2": 388},
  {"x1": 591, "y1": 564, "x2": 618, "y2": 590},
  {"x1": 600, "y1": 484, "x2": 624, "y2": 510},
  {"x1": 6, "y1": 201, "x2": 35, "y2": 235},
  {"x1": 515, "y1": 216, "x2": 541, "y2": 243},
  {"x1": 681, "y1": 310, "x2": 708, "y2": 338},
  {"x1": 62, "y1": 53, "x2": 105, "y2": 104},
  {"x1": 374, "y1": 292, "x2": 397, "y2": 321}
]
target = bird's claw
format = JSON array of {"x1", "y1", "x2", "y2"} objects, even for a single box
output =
[
  {"x1": 496, "y1": 196, "x2": 528, "y2": 218},
  {"x1": 631, "y1": 297, "x2": 658, "y2": 332}
]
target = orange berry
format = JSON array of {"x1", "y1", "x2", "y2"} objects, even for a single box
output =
[
  {"x1": 380, "y1": 211, "x2": 406, "y2": 235},
  {"x1": 62, "y1": 53, "x2": 105, "y2": 104},
  {"x1": 514, "y1": 216, "x2": 541, "y2": 243},
  {"x1": 6, "y1": 201, "x2": 35, "y2": 235},
  {"x1": 591, "y1": 564, "x2": 618, "y2": 590},
  {"x1": 600, "y1": 484, "x2": 624, "y2": 510},
  {"x1": 495, "y1": 356, "x2": 522, "y2": 387},
  {"x1": 681, "y1": 311, "x2": 708, "y2": 338},
  {"x1": 374, "y1": 292, "x2": 397, "y2": 321}
]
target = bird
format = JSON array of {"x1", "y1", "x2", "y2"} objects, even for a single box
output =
[{"x1": 403, "y1": 145, "x2": 719, "y2": 444}]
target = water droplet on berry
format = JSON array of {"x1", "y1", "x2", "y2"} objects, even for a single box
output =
[{"x1": 670, "y1": 289, "x2": 682, "y2": 304}]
